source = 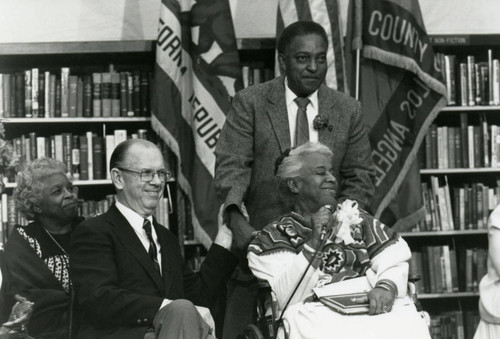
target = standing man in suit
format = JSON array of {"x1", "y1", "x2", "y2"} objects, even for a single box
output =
[
  {"x1": 214, "y1": 21, "x2": 375, "y2": 338},
  {"x1": 71, "y1": 139, "x2": 238, "y2": 339}
]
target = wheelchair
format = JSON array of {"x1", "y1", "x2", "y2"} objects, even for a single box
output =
[{"x1": 236, "y1": 275, "x2": 428, "y2": 339}]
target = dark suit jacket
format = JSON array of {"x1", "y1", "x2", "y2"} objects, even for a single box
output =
[
  {"x1": 215, "y1": 76, "x2": 375, "y2": 230},
  {"x1": 70, "y1": 204, "x2": 237, "y2": 339}
]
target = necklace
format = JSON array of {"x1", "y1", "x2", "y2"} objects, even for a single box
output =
[{"x1": 43, "y1": 228, "x2": 70, "y2": 256}]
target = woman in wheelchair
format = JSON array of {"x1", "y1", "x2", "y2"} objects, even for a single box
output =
[{"x1": 247, "y1": 142, "x2": 430, "y2": 339}]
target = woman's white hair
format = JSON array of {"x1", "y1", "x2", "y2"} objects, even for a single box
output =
[{"x1": 276, "y1": 142, "x2": 333, "y2": 181}]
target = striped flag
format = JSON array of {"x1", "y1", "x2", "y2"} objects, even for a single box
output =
[
  {"x1": 346, "y1": 0, "x2": 448, "y2": 230},
  {"x1": 276, "y1": 0, "x2": 347, "y2": 92},
  {"x1": 152, "y1": 0, "x2": 242, "y2": 247}
]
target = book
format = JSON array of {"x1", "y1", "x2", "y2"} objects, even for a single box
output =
[
  {"x1": 92, "y1": 73, "x2": 102, "y2": 117},
  {"x1": 126, "y1": 72, "x2": 134, "y2": 116},
  {"x1": 24, "y1": 70, "x2": 32, "y2": 117},
  {"x1": 76, "y1": 77, "x2": 83, "y2": 117},
  {"x1": 72, "y1": 135, "x2": 80, "y2": 180},
  {"x1": 60, "y1": 67, "x2": 70, "y2": 117},
  {"x1": 31, "y1": 68, "x2": 39, "y2": 117},
  {"x1": 38, "y1": 71, "x2": 45, "y2": 117},
  {"x1": 92, "y1": 135, "x2": 104, "y2": 180},
  {"x1": 105, "y1": 135, "x2": 115, "y2": 179},
  {"x1": 110, "y1": 72, "x2": 120, "y2": 117},
  {"x1": 82, "y1": 75, "x2": 92, "y2": 117},
  {"x1": 101, "y1": 72, "x2": 112, "y2": 117},
  {"x1": 444, "y1": 55, "x2": 456, "y2": 105},
  {"x1": 68, "y1": 75, "x2": 78, "y2": 117},
  {"x1": 86, "y1": 132, "x2": 94, "y2": 181},
  {"x1": 49, "y1": 74, "x2": 56, "y2": 117},
  {"x1": 141, "y1": 72, "x2": 150, "y2": 116},
  {"x1": 318, "y1": 292, "x2": 369, "y2": 315},
  {"x1": 79, "y1": 135, "x2": 89, "y2": 180},
  {"x1": 133, "y1": 71, "x2": 141, "y2": 116},
  {"x1": 119, "y1": 72, "x2": 128, "y2": 117}
]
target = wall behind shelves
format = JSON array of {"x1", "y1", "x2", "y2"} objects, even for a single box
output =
[{"x1": 1, "y1": 0, "x2": 500, "y2": 44}]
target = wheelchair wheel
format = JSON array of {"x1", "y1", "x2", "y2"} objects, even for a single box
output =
[{"x1": 236, "y1": 324, "x2": 266, "y2": 339}]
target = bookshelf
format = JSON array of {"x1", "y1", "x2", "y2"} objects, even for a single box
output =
[
  {"x1": 0, "y1": 40, "x2": 181, "y2": 247},
  {"x1": 409, "y1": 35, "x2": 500, "y2": 338}
]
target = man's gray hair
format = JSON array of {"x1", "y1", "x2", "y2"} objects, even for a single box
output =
[{"x1": 276, "y1": 142, "x2": 333, "y2": 181}]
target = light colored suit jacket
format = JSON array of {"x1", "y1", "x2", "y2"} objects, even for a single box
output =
[{"x1": 215, "y1": 76, "x2": 375, "y2": 230}]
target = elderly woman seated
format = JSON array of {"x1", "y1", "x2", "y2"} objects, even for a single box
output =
[
  {"x1": 2, "y1": 158, "x2": 82, "y2": 339},
  {"x1": 247, "y1": 142, "x2": 430, "y2": 339}
]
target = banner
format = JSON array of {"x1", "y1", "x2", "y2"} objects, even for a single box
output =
[
  {"x1": 346, "y1": 0, "x2": 448, "y2": 230},
  {"x1": 152, "y1": 0, "x2": 242, "y2": 247},
  {"x1": 276, "y1": 0, "x2": 347, "y2": 92}
]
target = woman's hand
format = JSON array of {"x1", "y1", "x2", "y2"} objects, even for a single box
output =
[
  {"x1": 367, "y1": 287, "x2": 395, "y2": 315},
  {"x1": 308, "y1": 206, "x2": 335, "y2": 249}
]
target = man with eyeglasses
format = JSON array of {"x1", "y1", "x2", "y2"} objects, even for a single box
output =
[{"x1": 70, "y1": 139, "x2": 238, "y2": 339}]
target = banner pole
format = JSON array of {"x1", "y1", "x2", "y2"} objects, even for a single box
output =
[{"x1": 355, "y1": 49, "x2": 360, "y2": 100}]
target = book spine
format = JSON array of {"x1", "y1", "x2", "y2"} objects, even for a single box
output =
[
  {"x1": 24, "y1": 70, "x2": 32, "y2": 117},
  {"x1": 466, "y1": 56, "x2": 476, "y2": 106},
  {"x1": 72, "y1": 135, "x2": 80, "y2": 180},
  {"x1": 92, "y1": 136, "x2": 104, "y2": 180},
  {"x1": 92, "y1": 73, "x2": 102, "y2": 117},
  {"x1": 79, "y1": 135, "x2": 89, "y2": 180},
  {"x1": 68, "y1": 75, "x2": 78, "y2": 117},
  {"x1": 101, "y1": 73, "x2": 112, "y2": 117},
  {"x1": 60, "y1": 67, "x2": 70, "y2": 117},
  {"x1": 31, "y1": 68, "x2": 39, "y2": 117},
  {"x1": 82, "y1": 75, "x2": 92, "y2": 118},
  {"x1": 119, "y1": 72, "x2": 128, "y2": 117},
  {"x1": 110, "y1": 72, "x2": 120, "y2": 117}
]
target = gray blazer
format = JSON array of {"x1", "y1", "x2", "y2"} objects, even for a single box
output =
[{"x1": 215, "y1": 76, "x2": 375, "y2": 230}]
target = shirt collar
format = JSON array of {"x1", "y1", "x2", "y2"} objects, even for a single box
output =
[
  {"x1": 115, "y1": 200, "x2": 153, "y2": 230},
  {"x1": 284, "y1": 77, "x2": 319, "y2": 110}
]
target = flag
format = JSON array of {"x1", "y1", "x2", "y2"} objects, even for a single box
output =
[
  {"x1": 276, "y1": 0, "x2": 347, "y2": 92},
  {"x1": 346, "y1": 0, "x2": 448, "y2": 230},
  {"x1": 152, "y1": 0, "x2": 242, "y2": 247}
]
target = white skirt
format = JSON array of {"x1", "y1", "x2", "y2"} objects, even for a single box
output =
[
  {"x1": 280, "y1": 297, "x2": 431, "y2": 339},
  {"x1": 474, "y1": 320, "x2": 500, "y2": 339}
]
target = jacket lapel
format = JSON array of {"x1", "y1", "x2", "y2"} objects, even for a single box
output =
[
  {"x1": 107, "y1": 205, "x2": 165, "y2": 293},
  {"x1": 267, "y1": 76, "x2": 291, "y2": 152},
  {"x1": 152, "y1": 219, "x2": 174, "y2": 292},
  {"x1": 318, "y1": 85, "x2": 338, "y2": 146}
]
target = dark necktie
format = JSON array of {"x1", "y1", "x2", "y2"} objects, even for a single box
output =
[
  {"x1": 143, "y1": 219, "x2": 161, "y2": 275},
  {"x1": 294, "y1": 97, "x2": 310, "y2": 147}
]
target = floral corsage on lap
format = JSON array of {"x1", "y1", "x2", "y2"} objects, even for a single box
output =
[
  {"x1": 332, "y1": 199, "x2": 363, "y2": 245},
  {"x1": 312, "y1": 114, "x2": 330, "y2": 131}
]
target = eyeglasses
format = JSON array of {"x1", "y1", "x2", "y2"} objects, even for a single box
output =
[{"x1": 117, "y1": 168, "x2": 171, "y2": 182}]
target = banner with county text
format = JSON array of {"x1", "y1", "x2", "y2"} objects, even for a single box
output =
[
  {"x1": 152, "y1": 0, "x2": 242, "y2": 247},
  {"x1": 276, "y1": 0, "x2": 347, "y2": 92},
  {"x1": 346, "y1": 0, "x2": 448, "y2": 230}
]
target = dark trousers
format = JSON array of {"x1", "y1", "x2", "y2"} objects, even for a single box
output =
[{"x1": 222, "y1": 277, "x2": 259, "y2": 339}]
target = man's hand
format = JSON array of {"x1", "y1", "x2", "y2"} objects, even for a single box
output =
[
  {"x1": 367, "y1": 287, "x2": 395, "y2": 315},
  {"x1": 227, "y1": 207, "x2": 255, "y2": 251},
  {"x1": 214, "y1": 224, "x2": 233, "y2": 250},
  {"x1": 195, "y1": 306, "x2": 215, "y2": 334}
]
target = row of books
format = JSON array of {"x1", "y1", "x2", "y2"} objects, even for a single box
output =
[
  {"x1": 423, "y1": 114, "x2": 500, "y2": 169},
  {"x1": 418, "y1": 177, "x2": 499, "y2": 232},
  {"x1": 241, "y1": 65, "x2": 274, "y2": 88},
  {"x1": 0, "y1": 194, "x2": 116, "y2": 245},
  {"x1": 410, "y1": 246, "x2": 487, "y2": 294},
  {"x1": 0, "y1": 67, "x2": 152, "y2": 119},
  {"x1": 0, "y1": 194, "x2": 170, "y2": 246},
  {"x1": 437, "y1": 51, "x2": 499, "y2": 107},
  {"x1": 429, "y1": 310, "x2": 479, "y2": 339},
  {"x1": 10, "y1": 129, "x2": 148, "y2": 182}
]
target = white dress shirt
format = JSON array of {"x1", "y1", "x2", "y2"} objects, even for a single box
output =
[
  {"x1": 115, "y1": 200, "x2": 172, "y2": 309},
  {"x1": 284, "y1": 77, "x2": 319, "y2": 147},
  {"x1": 115, "y1": 200, "x2": 163, "y2": 271}
]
